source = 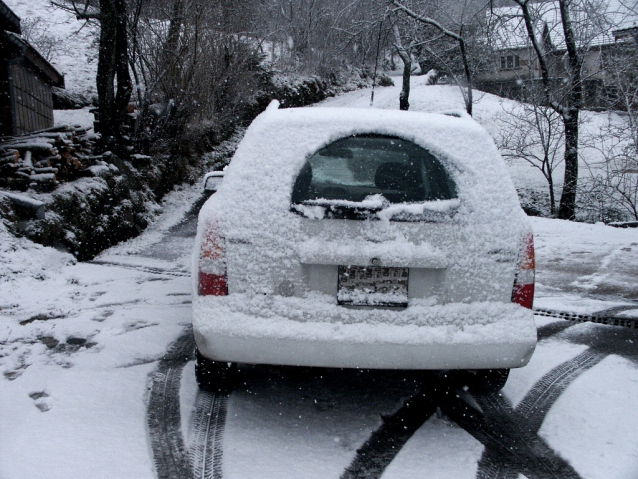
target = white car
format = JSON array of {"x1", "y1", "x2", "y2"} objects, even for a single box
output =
[{"x1": 192, "y1": 102, "x2": 536, "y2": 393}]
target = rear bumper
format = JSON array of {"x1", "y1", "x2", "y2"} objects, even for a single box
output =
[{"x1": 193, "y1": 294, "x2": 537, "y2": 370}]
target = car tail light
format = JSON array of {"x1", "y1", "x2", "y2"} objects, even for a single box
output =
[
  {"x1": 198, "y1": 219, "x2": 227, "y2": 296},
  {"x1": 511, "y1": 231, "x2": 535, "y2": 309}
]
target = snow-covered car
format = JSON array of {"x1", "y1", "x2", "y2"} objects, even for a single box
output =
[
  {"x1": 203, "y1": 171, "x2": 224, "y2": 194},
  {"x1": 192, "y1": 102, "x2": 537, "y2": 393}
]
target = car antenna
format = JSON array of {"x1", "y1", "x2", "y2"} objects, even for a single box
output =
[{"x1": 370, "y1": 19, "x2": 383, "y2": 107}]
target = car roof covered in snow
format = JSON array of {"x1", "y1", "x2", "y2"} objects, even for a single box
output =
[
  {"x1": 195, "y1": 102, "x2": 529, "y2": 296},
  {"x1": 202, "y1": 102, "x2": 524, "y2": 228}
]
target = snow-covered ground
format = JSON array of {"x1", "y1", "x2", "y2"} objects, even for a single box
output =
[
  {"x1": 0, "y1": 15, "x2": 637, "y2": 475},
  {"x1": 53, "y1": 108, "x2": 94, "y2": 129},
  {"x1": 2, "y1": 171, "x2": 638, "y2": 478}
]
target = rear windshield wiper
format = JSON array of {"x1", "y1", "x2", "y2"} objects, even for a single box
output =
[{"x1": 290, "y1": 196, "x2": 460, "y2": 222}]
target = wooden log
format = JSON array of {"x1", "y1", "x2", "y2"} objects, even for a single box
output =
[
  {"x1": 2, "y1": 132, "x2": 65, "y2": 142},
  {"x1": 31, "y1": 173, "x2": 56, "y2": 183},
  {"x1": 0, "y1": 163, "x2": 18, "y2": 172},
  {"x1": 23, "y1": 151, "x2": 33, "y2": 169},
  {"x1": 0, "y1": 154, "x2": 18, "y2": 165},
  {"x1": 3, "y1": 137, "x2": 56, "y2": 145},
  {"x1": 34, "y1": 159, "x2": 52, "y2": 168},
  {"x1": 34, "y1": 167, "x2": 58, "y2": 174},
  {"x1": 0, "y1": 150, "x2": 19, "y2": 160},
  {"x1": 0, "y1": 177, "x2": 30, "y2": 190},
  {"x1": 27, "y1": 124, "x2": 72, "y2": 135},
  {"x1": 1, "y1": 142, "x2": 54, "y2": 155}
]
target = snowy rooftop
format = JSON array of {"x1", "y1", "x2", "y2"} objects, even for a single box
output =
[{"x1": 488, "y1": 0, "x2": 638, "y2": 51}]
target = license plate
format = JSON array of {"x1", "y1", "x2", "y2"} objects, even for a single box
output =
[{"x1": 337, "y1": 265, "x2": 409, "y2": 306}]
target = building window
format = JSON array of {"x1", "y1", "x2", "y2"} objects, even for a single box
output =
[{"x1": 500, "y1": 54, "x2": 520, "y2": 70}]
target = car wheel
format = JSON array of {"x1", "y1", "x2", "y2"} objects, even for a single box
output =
[
  {"x1": 462, "y1": 369, "x2": 510, "y2": 394},
  {"x1": 195, "y1": 350, "x2": 236, "y2": 393}
]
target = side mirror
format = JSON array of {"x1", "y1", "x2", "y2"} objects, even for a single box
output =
[{"x1": 204, "y1": 176, "x2": 223, "y2": 192}]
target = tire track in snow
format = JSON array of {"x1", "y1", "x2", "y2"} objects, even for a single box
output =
[
  {"x1": 148, "y1": 328, "x2": 230, "y2": 479},
  {"x1": 460, "y1": 391, "x2": 579, "y2": 479},
  {"x1": 340, "y1": 349, "x2": 606, "y2": 479},
  {"x1": 514, "y1": 349, "x2": 606, "y2": 432},
  {"x1": 147, "y1": 328, "x2": 196, "y2": 479},
  {"x1": 90, "y1": 259, "x2": 190, "y2": 277},
  {"x1": 470, "y1": 348, "x2": 606, "y2": 479},
  {"x1": 340, "y1": 380, "x2": 438, "y2": 479},
  {"x1": 188, "y1": 390, "x2": 229, "y2": 479}
]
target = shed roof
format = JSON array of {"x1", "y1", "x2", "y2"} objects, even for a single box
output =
[
  {"x1": 0, "y1": 0, "x2": 20, "y2": 35},
  {"x1": 1, "y1": 30, "x2": 65, "y2": 88}
]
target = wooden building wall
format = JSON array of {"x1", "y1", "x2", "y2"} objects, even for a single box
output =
[
  {"x1": 9, "y1": 63, "x2": 54, "y2": 135},
  {"x1": 0, "y1": 60, "x2": 11, "y2": 136}
]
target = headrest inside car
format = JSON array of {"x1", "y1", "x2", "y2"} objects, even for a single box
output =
[
  {"x1": 375, "y1": 162, "x2": 422, "y2": 190},
  {"x1": 291, "y1": 163, "x2": 313, "y2": 202}
]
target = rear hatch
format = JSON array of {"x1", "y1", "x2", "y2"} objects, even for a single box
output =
[{"x1": 224, "y1": 134, "x2": 518, "y2": 308}]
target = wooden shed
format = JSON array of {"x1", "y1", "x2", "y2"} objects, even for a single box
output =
[{"x1": 0, "y1": 0, "x2": 64, "y2": 137}]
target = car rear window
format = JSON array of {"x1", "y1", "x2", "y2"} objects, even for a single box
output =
[{"x1": 291, "y1": 135, "x2": 457, "y2": 219}]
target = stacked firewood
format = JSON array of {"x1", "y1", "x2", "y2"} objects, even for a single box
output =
[{"x1": 0, "y1": 125, "x2": 99, "y2": 191}]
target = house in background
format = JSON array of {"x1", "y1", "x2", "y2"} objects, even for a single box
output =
[
  {"x1": 0, "y1": 0, "x2": 64, "y2": 137},
  {"x1": 477, "y1": 0, "x2": 638, "y2": 109}
]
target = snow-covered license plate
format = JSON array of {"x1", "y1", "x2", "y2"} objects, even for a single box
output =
[{"x1": 337, "y1": 265, "x2": 409, "y2": 306}]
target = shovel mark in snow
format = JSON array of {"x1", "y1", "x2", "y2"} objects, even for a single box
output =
[
  {"x1": 89, "y1": 259, "x2": 190, "y2": 277},
  {"x1": 147, "y1": 328, "x2": 196, "y2": 479}
]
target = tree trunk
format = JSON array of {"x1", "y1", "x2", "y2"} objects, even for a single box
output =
[
  {"x1": 96, "y1": 0, "x2": 116, "y2": 142},
  {"x1": 96, "y1": 0, "x2": 131, "y2": 153},
  {"x1": 400, "y1": 58, "x2": 411, "y2": 111},
  {"x1": 547, "y1": 165, "x2": 556, "y2": 215},
  {"x1": 163, "y1": 0, "x2": 183, "y2": 99},
  {"x1": 114, "y1": 0, "x2": 131, "y2": 139},
  {"x1": 458, "y1": 34, "x2": 472, "y2": 116},
  {"x1": 514, "y1": 0, "x2": 582, "y2": 220},
  {"x1": 391, "y1": 1, "x2": 472, "y2": 115},
  {"x1": 559, "y1": 113, "x2": 579, "y2": 219},
  {"x1": 557, "y1": 0, "x2": 582, "y2": 220},
  {"x1": 393, "y1": 25, "x2": 410, "y2": 111}
]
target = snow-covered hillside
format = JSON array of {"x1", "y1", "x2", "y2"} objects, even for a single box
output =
[{"x1": 318, "y1": 75, "x2": 617, "y2": 213}]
